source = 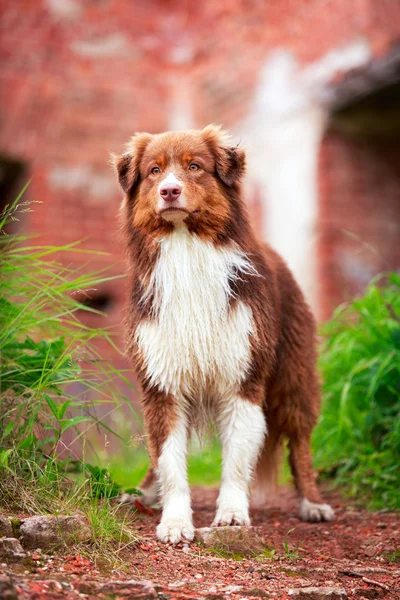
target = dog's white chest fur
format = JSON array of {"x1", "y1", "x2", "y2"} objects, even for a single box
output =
[{"x1": 136, "y1": 227, "x2": 256, "y2": 397}]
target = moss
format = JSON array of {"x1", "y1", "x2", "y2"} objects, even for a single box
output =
[
  {"x1": 385, "y1": 549, "x2": 400, "y2": 564},
  {"x1": 10, "y1": 518, "x2": 21, "y2": 538},
  {"x1": 204, "y1": 546, "x2": 246, "y2": 561}
]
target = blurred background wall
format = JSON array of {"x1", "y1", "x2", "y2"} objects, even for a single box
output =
[{"x1": 1, "y1": 0, "x2": 399, "y2": 400}]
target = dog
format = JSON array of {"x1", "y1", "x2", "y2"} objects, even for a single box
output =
[{"x1": 114, "y1": 125, "x2": 334, "y2": 544}]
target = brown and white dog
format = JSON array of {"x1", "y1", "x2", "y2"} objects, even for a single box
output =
[{"x1": 114, "y1": 125, "x2": 334, "y2": 544}]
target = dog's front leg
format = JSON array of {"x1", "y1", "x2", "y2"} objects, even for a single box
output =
[
  {"x1": 143, "y1": 392, "x2": 193, "y2": 543},
  {"x1": 213, "y1": 395, "x2": 266, "y2": 527}
]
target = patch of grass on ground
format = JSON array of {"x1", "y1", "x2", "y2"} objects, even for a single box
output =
[
  {"x1": 385, "y1": 549, "x2": 400, "y2": 564},
  {"x1": 256, "y1": 547, "x2": 277, "y2": 560},
  {"x1": 205, "y1": 547, "x2": 246, "y2": 561}
]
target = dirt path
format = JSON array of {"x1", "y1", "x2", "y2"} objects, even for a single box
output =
[{"x1": 1, "y1": 487, "x2": 399, "y2": 599}]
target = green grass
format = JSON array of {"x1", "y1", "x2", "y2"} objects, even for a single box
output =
[
  {"x1": 313, "y1": 273, "x2": 400, "y2": 510},
  {"x1": 282, "y1": 528, "x2": 301, "y2": 559},
  {"x1": 0, "y1": 190, "x2": 140, "y2": 566},
  {"x1": 257, "y1": 547, "x2": 277, "y2": 560}
]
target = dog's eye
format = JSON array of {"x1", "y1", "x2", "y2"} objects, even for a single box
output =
[
  {"x1": 188, "y1": 163, "x2": 200, "y2": 171},
  {"x1": 151, "y1": 166, "x2": 160, "y2": 175}
]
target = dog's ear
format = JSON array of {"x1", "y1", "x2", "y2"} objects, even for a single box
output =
[
  {"x1": 112, "y1": 132, "x2": 153, "y2": 195},
  {"x1": 202, "y1": 124, "x2": 246, "y2": 186}
]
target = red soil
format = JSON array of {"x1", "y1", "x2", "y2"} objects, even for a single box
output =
[{"x1": 1, "y1": 486, "x2": 399, "y2": 599}]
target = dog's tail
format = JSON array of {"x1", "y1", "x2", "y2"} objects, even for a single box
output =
[{"x1": 251, "y1": 433, "x2": 284, "y2": 505}]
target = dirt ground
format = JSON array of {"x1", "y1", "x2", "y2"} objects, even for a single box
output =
[{"x1": 1, "y1": 486, "x2": 399, "y2": 600}]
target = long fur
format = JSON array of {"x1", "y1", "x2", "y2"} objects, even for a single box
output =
[{"x1": 136, "y1": 226, "x2": 258, "y2": 396}]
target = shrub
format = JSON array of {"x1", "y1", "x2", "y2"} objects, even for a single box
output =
[{"x1": 314, "y1": 273, "x2": 400, "y2": 510}]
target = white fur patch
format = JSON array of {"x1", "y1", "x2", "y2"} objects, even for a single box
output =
[
  {"x1": 158, "y1": 172, "x2": 182, "y2": 191},
  {"x1": 156, "y1": 408, "x2": 194, "y2": 543},
  {"x1": 300, "y1": 498, "x2": 334, "y2": 522},
  {"x1": 213, "y1": 397, "x2": 266, "y2": 526},
  {"x1": 136, "y1": 226, "x2": 258, "y2": 398}
]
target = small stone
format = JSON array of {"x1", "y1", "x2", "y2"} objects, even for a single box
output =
[
  {"x1": 354, "y1": 589, "x2": 380, "y2": 599},
  {"x1": 195, "y1": 526, "x2": 265, "y2": 557},
  {"x1": 0, "y1": 517, "x2": 13, "y2": 537},
  {"x1": 245, "y1": 588, "x2": 270, "y2": 598},
  {"x1": 20, "y1": 515, "x2": 91, "y2": 551},
  {"x1": 0, "y1": 538, "x2": 26, "y2": 561},
  {"x1": 288, "y1": 588, "x2": 347, "y2": 600},
  {"x1": 99, "y1": 579, "x2": 157, "y2": 598},
  {"x1": 224, "y1": 585, "x2": 242, "y2": 593},
  {"x1": 0, "y1": 577, "x2": 18, "y2": 600}
]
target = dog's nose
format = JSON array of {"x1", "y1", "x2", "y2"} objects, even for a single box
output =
[{"x1": 159, "y1": 183, "x2": 182, "y2": 203}]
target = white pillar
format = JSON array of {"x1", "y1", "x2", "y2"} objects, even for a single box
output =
[{"x1": 235, "y1": 41, "x2": 370, "y2": 312}]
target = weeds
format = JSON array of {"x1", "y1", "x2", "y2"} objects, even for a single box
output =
[
  {"x1": 0, "y1": 192, "x2": 140, "y2": 566},
  {"x1": 282, "y1": 528, "x2": 300, "y2": 559},
  {"x1": 257, "y1": 547, "x2": 276, "y2": 560},
  {"x1": 314, "y1": 273, "x2": 400, "y2": 510},
  {"x1": 255, "y1": 530, "x2": 301, "y2": 562}
]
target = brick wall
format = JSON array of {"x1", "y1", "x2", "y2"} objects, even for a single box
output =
[
  {"x1": 318, "y1": 128, "x2": 400, "y2": 319},
  {"x1": 1, "y1": 0, "x2": 399, "y2": 370}
]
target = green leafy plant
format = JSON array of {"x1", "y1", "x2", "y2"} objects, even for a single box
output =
[
  {"x1": 85, "y1": 464, "x2": 123, "y2": 499},
  {"x1": 314, "y1": 273, "x2": 400, "y2": 510}
]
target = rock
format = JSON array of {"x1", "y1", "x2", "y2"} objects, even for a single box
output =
[
  {"x1": 20, "y1": 515, "x2": 91, "y2": 550},
  {"x1": 354, "y1": 589, "x2": 380, "y2": 599},
  {"x1": 0, "y1": 577, "x2": 18, "y2": 600},
  {"x1": 195, "y1": 526, "x2": 265, "y2": 557},
  {"x1": 244, "y1": 588, "x2": 270, "y2": 597},
  {"x1": 0, "y1": 516, "x2": 13, "y2": 537},
  {"x1": 0, "y1": 537, "x2": 26, "y2": 561},
  {"x1": 288, "y1": 588, "x2": 347, "y2": 600},
  {"x1": 99, "y1": 579, "x2": 157, "y2": 599}
]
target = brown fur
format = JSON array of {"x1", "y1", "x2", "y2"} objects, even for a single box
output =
[{"x1": 115, "y1": 125, "x2": 328, "y2": 517}]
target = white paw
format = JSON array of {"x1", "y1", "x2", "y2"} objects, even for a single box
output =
[
  {"x1": 300, "y1": 498, "x2": 335, "y2": 522},
  {"x1": 212, "y1": 507, "x2": 251, "y2": 527},
  {"x1": 156, "y1": 518, "x2": 195, "y2": 544}
]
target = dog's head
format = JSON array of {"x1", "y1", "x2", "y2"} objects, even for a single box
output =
[{"x1": 113, "y1": 125, "x2": 246, "y2": 238}]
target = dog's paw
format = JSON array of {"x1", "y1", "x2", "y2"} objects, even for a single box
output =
[
  {"x1": 212, "y1": 507, "x2": 251, "y2": 527},
  {"x1": 156, "y1": 518, "x2": 195, "y2": 544},
  {"x1": 300, "y1": 498, "x2": 334, "y2": 522}
]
